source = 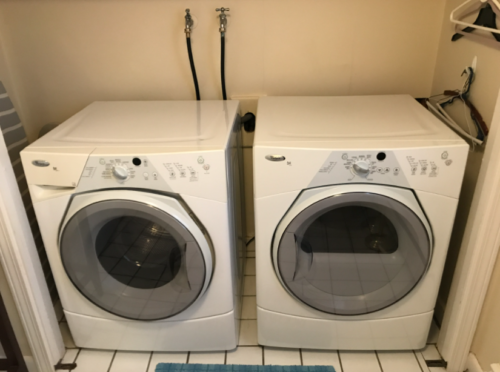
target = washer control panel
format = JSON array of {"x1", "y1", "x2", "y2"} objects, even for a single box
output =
[{"x1": 76, "y1": 153, "x2": 216, "y2": 194}]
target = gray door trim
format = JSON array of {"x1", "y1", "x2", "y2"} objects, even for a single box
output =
[{"x1": 59, "y1": 191, "x2": 213, "y2": 321}]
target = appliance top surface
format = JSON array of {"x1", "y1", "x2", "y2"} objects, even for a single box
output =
[
  {"x1": 32, "y1": 100, "x2": 239, "y2": 150},
  {"x1": 255, "y1": 95, "x2": 465, "y2": 148}
]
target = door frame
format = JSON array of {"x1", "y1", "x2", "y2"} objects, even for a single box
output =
[
  {"x1": 0, "y1": 137, "x2": 65, "y2": 372},
  {"x1": 436, "y1": 91, "x2": 500, "y2": 371}
]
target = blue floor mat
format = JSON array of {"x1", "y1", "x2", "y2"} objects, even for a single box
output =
[{"x1": 155, "y1": 364, "x2": 335, "y2": 372}]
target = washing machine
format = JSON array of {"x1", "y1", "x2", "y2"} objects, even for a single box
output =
[
  {"x1": 253, "y1": 95, "x2": 468, "y2": 350},
  {"x1": 21, "y1": 100, "x2": 246, "y2": 351}
]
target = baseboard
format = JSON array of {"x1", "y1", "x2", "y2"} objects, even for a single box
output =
[{"x1": 466, "y1": 353, "x2": 484, "y2": 372}]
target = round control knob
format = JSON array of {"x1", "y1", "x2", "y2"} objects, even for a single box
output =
[
  {"x1": 352, "y1": 161, "x2": 370, "y2": 177},
  {"x1": 112, "y1": 165, "x2": 129, "y2": 181}
]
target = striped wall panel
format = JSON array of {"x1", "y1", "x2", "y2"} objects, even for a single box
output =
[{"x1": 0, "y1": 81, "x2": 58, "y2": 302}]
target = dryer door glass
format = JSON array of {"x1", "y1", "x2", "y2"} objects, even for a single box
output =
[
  {"x1": 60, "y1": 199, "x2": 208, "y2": 321},
  {"x1": 276, "y1": 192, "x2": 431, "y2": 315}
]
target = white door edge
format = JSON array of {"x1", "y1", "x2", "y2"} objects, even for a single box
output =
[
  {"x1": 438, "y1": 90, "x2": 500, "y2": 372},
  {"x1": 0, "y1": 138, "x2": 64, "y2": 371}
]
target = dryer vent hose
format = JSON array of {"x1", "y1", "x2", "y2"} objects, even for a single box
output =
[{"x1": 186, "y1": 36, "x2": 200, "y2": 101}]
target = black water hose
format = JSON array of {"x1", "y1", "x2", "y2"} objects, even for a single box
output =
[
  {"x1": 221, "y1": 34, "x2": 227, "y2": 100},
  {"x1": 186, "y1": 36, "x2": 200, "y2": 101}
]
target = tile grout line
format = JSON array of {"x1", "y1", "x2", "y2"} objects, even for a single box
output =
[
  {"x1": 337, "y1": 350, "x2": 344, "y2": 372},
  {"x1": 375, "y1": 351, "x2": 384, "y2": 372},
  {"x1": 413, "y1": 350, "x2": 425, "y2": 372},
  {"x1": 106, "y1": 350, "x2": 118, "y2": 372},
  {"x1": 145, "y1": 351, "x2": 154, "y2": 372}
]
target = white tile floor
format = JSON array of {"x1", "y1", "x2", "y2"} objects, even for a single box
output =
[{"x1": 57, "y1": 241, "x2": 444, "y2": 372}]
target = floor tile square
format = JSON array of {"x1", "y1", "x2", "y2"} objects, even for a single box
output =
[
  {"x1": 420, "y1": 345, "x2": 441, "y2": 360},
  {"x1": 377, "y1": 351, "x2": 421, "y2": 372},
  {"x1": 242, "y1": 296, "x2": 257, "y2": 319},
  {"x1": 189, "y1": 351, "x2": 225, "y2": 364},
  {"x1": 264, "y1": 347, "x2": 301, "y2": 365},
  {"x1": 302, "y1": 350, "x2": 341, "y2": 371},
  {"x1": 73, "y1": 349, "x2": 114, "y2": 372},
  {"x1": 109, "y1": 351, "x2": 151, "y2": 372},
  {"x1": 244, "y1": 276, "x2": 256, "y2": 296},
  {"x1": 239, "y1": 320, "x2": 258, "y2": 346},
  {"x1": 148, "y1": 352, "x2": 188, "y2": 372},
  {"x1": 339, "y1": 351, "x2": 381, "y2": 372},
  {"x1": 245, "y1": 258, "x2": 256, "y2": 276},
  {"x1": 227, "y1": 347, "x2": 262, "y2": 365}
]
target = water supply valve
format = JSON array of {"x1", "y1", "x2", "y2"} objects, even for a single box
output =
[{"x1": 216, "y1": 7, "x2": 230, "y2": 34}]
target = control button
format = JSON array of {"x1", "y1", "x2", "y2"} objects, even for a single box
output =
[
  {"x1": 384, "y1": 167, "x2": 390, "y2": 173},
  {"x1": 342, "y1": 153, "x2": 348, "y2": 160},
  {"x1": 180, "y1": 170, "x2": 186, "y2": 177},
  {"x1": 377, "y1": 152, "x2": 386, "y2": 161},
  {"x1": 352, "y1": 161, "x2": 370, "y2": 177},
  {"x1": 133, "y1": 158, "x2": 142, "y2": 166},
  {"x1": 377, "y1": 167, "x2": 383, "y2": 173},
  {"x1": 422, "y1": 166, "x2": 427, "y2": 172},
  {"x1": 411, "y1": 166, "x2": 418, "y2": 172},
  {"x1": 197, "y1": 156, "x2": 204, "y2": 164},
  {"x1": 112, "y1": 165, "x2": 129, "y2": 181},
  {"x1": 442, "y1": 151, "x2": 449, "y2": 159},
  {"x1": 169, "y1": 171, "x2": 175, "y2": 177},
  {"x1": 153, "y1": 172, "x2": 158, "y2": 178},
  {"x1": 190, "y1": 170, "x2": 196, "y2": 176},
  {"x1": 203, "y1": 164, "x2": 210, "y2": 171},
  {"x1": 394, "y1": 167, "x2": 400, "y2": 174},
  {"x1": 99, "y1": 158, "x2": 105, "y2": 165},
  {"x1": 445, "y1": 159, "x2": 453, "y2": 166},
  {"x1": 431, "y1": 164, "x2": 437, "y2": 170},
  {"x1": 143, "y1": 172, "x2": 149, "y2": 179}
]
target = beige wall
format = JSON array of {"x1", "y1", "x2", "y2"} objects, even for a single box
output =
[
  {"x1": 431, "y1": 0, "x2": 500, "y2": 369},
  {"x1": 0, "y1": 0, "x2": 445, "y2": 142}
]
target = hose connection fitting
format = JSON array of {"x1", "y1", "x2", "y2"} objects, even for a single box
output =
[
  {"x1": 216, "y1": 7, "x2": 229, "y2": 35},
  {"x1": 185, "y1": 9, "x2": 194, "y2": 37}
]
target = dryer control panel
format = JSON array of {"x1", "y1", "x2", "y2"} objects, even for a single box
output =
[{"x1": 254, "y1": 144, "x2": 468, "y2": 199}]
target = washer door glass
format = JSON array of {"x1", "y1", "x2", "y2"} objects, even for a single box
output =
[
  {"x1": 60, "y1": 199, "x2": 208, "y2": 320},
  {"x1": 276, "y1": 192, "x2": 431, "y2": 315}
]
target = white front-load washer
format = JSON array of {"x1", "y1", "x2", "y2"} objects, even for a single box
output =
[
  {"x1": 253, "y1": 95, "x2": 468, "y2": 350},
  {"x1": 21, "y1": 100, "x2": 246, "y2": 351}
]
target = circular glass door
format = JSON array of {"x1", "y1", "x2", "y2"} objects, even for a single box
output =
[
  {"x1": 275, "y1": 192, "x2": 431, "y2": 315},
  {"x1": 60, "y1": 199, "x2": 209, "y2": 320}
]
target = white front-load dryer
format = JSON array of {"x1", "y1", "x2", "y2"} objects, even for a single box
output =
[
  {"x1": 21, "y1": 100, "x2": 246, "y2": 351},
  {"x1": 253, "y1": 95, "x2": 468, "y2": 350}
]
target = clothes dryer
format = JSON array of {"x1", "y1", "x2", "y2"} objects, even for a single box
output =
[
  {"x1": 21, "y1": 101, "x2": 245, "y2": 351},
  {"x1": 253, "y1": 95, "x2": 468, "y2": 350}
]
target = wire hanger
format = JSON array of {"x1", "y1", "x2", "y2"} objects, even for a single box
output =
[
  {"x1": 425, "y1": 67, "x2": 487, "y2": 149},
  {"x1": 451, "y1": 0, "x2": 500, "y2": 42}
]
